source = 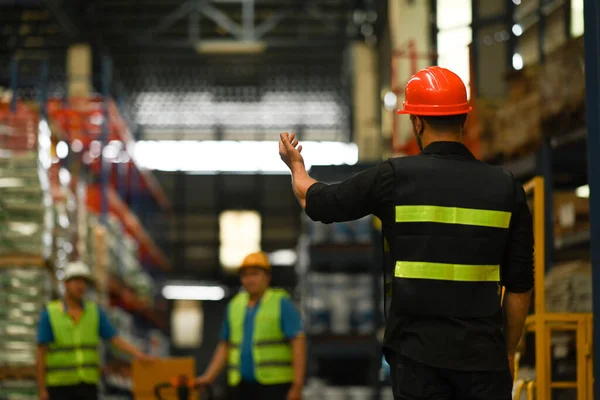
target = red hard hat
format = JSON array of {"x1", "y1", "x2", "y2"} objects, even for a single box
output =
[{"x1": 397, "y1": 66, "x2": 472, "y2": 116}]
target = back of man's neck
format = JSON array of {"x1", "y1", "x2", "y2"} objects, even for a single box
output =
[{"x1": 423, "y1": 133, "x2": 462, "y2": 148}]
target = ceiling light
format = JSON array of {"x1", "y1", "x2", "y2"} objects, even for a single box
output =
[
  {"x1": 512, "y1": 24, "x2": 523, "y2": 36},
  {"x1": 195, "y1": 40, "x2": 266, "y2": 54},
  {"x1": 512, "y1": 53, "x2": 524, "y2": 70},
  {"x1": 71, "y1": 139, "x2": 84, "y2": 153},
  {"x1": 56, "y1": 141, "x2": 69, "y2": 159},
  {"x1": 162, "y1": 285, "x2": 226, "y2": 301},
  {"x1": 269, "y1": 249, "x2": 298, "y2": 266},
  {"x1": 576, "y1": 184, "x2": 589, "y2": 198},
  {"x1": 133, "y1": 140, "x2": 359, "y2": 173},
  {"x1": 383, "y1": 92, "x2": 397, "y2": 111}
]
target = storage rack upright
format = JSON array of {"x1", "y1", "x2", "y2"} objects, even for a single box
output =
[{"x1": 300, "y1": 164, "x2": 385, "y2": 400}]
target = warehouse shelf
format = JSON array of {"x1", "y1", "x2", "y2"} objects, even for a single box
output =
[
  {"x1": 309, "y1": 243, "x2": 375, "y2": 272},
  {"x1": 491, "y1": 127, "x2": 587, "y2": 183},
  {"x1": 47, "y1": 97, "x2": 171, "y2": 212},
  {"x1": 0, "y1": 255, "x2": 46, "y2": 268},
  {"x1": 301, "y1": 164, "x2": 384, "y2": 398},
  {"x1": 308, "y1": 334, "x2": 380, "y2": 358},
  {"x1": 87, "y1": 184, "x2": 171, "y2": 271},
  {"x1": 555, "y1": 230, "x2": 590, "y2": 250},
  {"x1": 108, "y1": 274, "x2": 168, "y2": 332},
  {"x1": 0, "y1": 366, "x2": 37, "y2": 380}
]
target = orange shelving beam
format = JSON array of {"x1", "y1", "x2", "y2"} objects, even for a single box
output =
[
  {"x1": 105, "y1": 100, "x2": 171, "y2": 212},
  {"x1": 47, "y1": 97, "x2": 172, "y2": 212}
]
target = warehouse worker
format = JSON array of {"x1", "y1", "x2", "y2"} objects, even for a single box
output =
[
  {"x1": 36, "y1": 261, "x2": 152, "y2": 400},
  {"x1": 278, "y1": 66, "x2": 534, "y2": 400},
  {"x1": 195, "y1": 251, "x2": 306, "y2": 400}
]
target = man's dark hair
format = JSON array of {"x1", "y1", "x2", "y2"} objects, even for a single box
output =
[{"x1": 420, "y1": 114, "x2": 468, "y2": 133}]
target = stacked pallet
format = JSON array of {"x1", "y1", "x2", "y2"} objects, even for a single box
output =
[
  {"x1": 545, "y1": 260, "x2": 592, "y2": 313},
  {"x1": 538, "y1": 35, "x2": 586, "y2": 122},
  {"x1": 0, "y1": 266, "x2": 52, "y2": 400},
  {"x1": 553, "y1": 191, "x2": 589, "y2": 238},
  {"x1": 0, "y1": 152, "x2": 53, "y2": 258},
  {"x1": 122, "y1": 236, "x2": 154, "y2": 307},
  {"x1": 477, "y1": 66, "x2": 542, "y2": 160},
  {"x1": 477, "y1": 35, "x2": 585, "y2": 161},
  {"x1": 0, "y1": 107, "x2": 57, "y2": 399},
  {"x1": 0, "y1": 366, "x2": 38, "y2": 400}
]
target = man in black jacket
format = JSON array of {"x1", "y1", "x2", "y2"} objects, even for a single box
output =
[{"x1": 278, "y1": 67, "x2": 534, "y2": 399}]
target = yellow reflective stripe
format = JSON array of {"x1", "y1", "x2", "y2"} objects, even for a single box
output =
[
  {"x1": 395, "y1": 205, "x2": 511, "y2": 228},
  {"x1": 395, "y1": 261, "x2": 500, "y2": 282}
]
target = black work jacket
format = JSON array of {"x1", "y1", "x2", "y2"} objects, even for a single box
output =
[{"x1": 305, "y1": 141, "x2": 534, "y2": 371}]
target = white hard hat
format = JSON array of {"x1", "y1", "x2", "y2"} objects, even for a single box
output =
[{"x1": 63, "y1": 261, "x2": 93, "y2": 281}]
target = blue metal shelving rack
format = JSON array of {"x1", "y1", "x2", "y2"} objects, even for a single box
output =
[
  {"x1": 583, "y1": 0, "x2": 600, "y2": 397},
  {"x1": 303, "y1": 164, "x2": 384, "y2": 400}
]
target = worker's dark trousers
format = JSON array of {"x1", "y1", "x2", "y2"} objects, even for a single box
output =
[
  {"x1": 386, "y1": 353, "x2": 513, "y2": 400},
  {"x1": 47, "y1": 383, "x2": 98, "y2": 400},
  {"x1": 227, "y1": 381, "x2": 291, "y2": 400}
]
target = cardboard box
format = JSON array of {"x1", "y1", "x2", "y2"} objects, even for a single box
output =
[{"x1": 132, "y1": 357, "x2": 196, "y2": 400}]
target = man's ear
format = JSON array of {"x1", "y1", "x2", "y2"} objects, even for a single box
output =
[{"x1": 413, "y1": 116, "x2": 424, "y2": 133}]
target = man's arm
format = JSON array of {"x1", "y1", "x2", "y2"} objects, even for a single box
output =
[
  {"x1": 200, "y1": 341, "x2": 230, "y2": 383},
  {"x1": 279, "y1": 132, "x2": 395, "y2": 223},
  {"x1": 289, "y1": 334, "x2": 306, "y2": 390},
  {"x1": 36, "y1": 346, "x2": 48, "y2": 397},
  {"x1": 35, "y1": 309, "x2": 52, "y2": 398},
  {"x1": 99, "y1": 307, "x2": 147, "y2": 359},
  {"x1": 280, "y1": 297, "x2": 306, "y2": 392},
  {"x1": 196, "y1": 310, "x2": 231, "y2": 385},
  {"x1": 110, "y1": 336, "x2": 146, "y2": 359},
  {"x1": 289, "y1": 163, "x2": 317, "y2": 209},
  {"x1": 501, "y1": 183, "x2": 534, "y2": 361},
  {"x1": 503, "y1": 291, "x2": 532, "y2": 355}
]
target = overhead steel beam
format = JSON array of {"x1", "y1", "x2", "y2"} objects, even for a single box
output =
[
  {"x1": 0, "y1": 0, "x2": 42, "y2": 5},
  {"x1": 46, "y1": 0, "x2": 80, "y2": 37},
  {"x1": 201, "y1": 3, "x2": 245, "y2": 39},
  {"x1": 124, "y1": 36, "x2": 346, "y2": 49},
  {"x1": 254, "y1": 11, "x2": 288, "y2": 39},
  {"x1": 242, "y1": 0, "x2": 255, "y2": 39},
  {"x1": 189, "y1": 0, "x2": 201, "y2": 42},
  {"x1": 146, "y1": 0, "x2": 196, "y2": 37}
]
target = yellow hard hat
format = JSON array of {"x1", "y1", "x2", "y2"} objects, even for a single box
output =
[{"x1": 240, "y1": 251, "x2": 271, "y2": 271}]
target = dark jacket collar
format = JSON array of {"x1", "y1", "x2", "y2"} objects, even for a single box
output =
[{"x1": 420, "y1": 141, "x2": 476, "y2": 160}]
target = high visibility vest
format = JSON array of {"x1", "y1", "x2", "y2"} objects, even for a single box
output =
[
  {"x1": 227, "y1": 289, "x2": 294, "y2": 386},
  {"x1": 45, "y1": 300, "x2": 101, "y2": 387}
]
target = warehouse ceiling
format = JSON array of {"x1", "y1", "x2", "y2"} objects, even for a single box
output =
[
  {"x1": 0, "y1": 0, "x2": 385, "y2": 279},
  {"x1": 0, "y1": 0, "x2": 383, "y2": 55},
  {"x1": 0, "y1": 0, "x2": 386, "y2": 139}
]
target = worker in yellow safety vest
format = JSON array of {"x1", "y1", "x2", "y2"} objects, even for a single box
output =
[
  {"x1": 36, "y1": 261, "x2": 153, "y2": 400},
  {"x1": 195, "y1": 252, "x2": 306, "y2": 400}
]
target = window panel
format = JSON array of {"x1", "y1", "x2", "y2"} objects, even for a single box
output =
[
  {"x1": 437, "y1": 0, "x2": 472, "y2": 30},
  {"x1": 437, "y1": 27, "x2": 472, "y2": 98},
  {"x1": 571, "y1": 0, "x2": 584, "y2": 37},
  {"x1": 219, "y1": 210, "x2": 261, "y2": 270},
  {"x1": 171, "y1": 300, "x2": 203, "y2": 348}
]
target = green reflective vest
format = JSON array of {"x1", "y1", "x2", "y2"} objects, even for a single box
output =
[
  {"x1": 45, "y1": 300, "x2": 101, "y2": 387},
  {"x1": 227, "y1": 288, "x2": 294, "y2": 386}
]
